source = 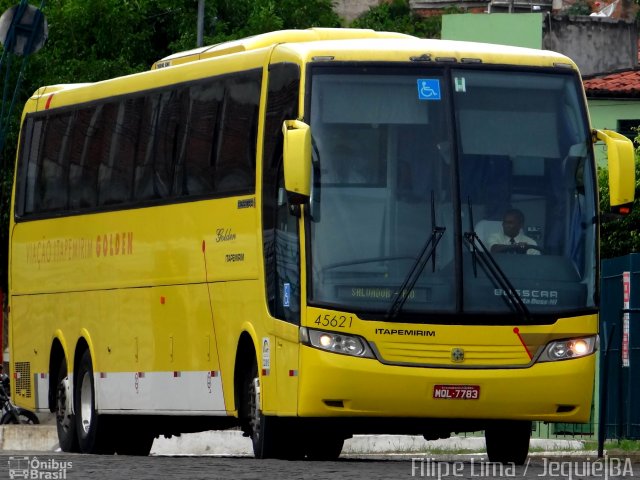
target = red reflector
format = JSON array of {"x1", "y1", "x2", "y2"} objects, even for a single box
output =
[
  {"x1": 160, "y1": 296, "x2": 166, "y2": 304},
  {"x1": 619, "y1": 207, "x2": 631, "y2": 215},
  {"x1": 173, "y1": 371, "x2": 180, "y2": 378},
  {"x1": 211, "y1": 371, "x2": 218, "y2": 377},
  {"x1": 202, "y1": 240, "x2": 206, "y2": 252},
  {"x1": 288, "y1": 370, "x2": 298, "y2": 377},
  {"x1": 45, "y1": 94, "x2": 54, "y2": 109}
]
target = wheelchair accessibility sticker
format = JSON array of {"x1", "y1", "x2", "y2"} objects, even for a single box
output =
[{"x1": 417, "y1": 79, "x2": 441, "y2": 100}]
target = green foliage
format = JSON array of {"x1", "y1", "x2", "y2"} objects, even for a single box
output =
[
  {"x1": 0, "y1": 0, "x2": 341, "y2": 291},
  {"x1": 350, "y1": 0, "x2": 444, "y2": 38},
  {"x1": 598, "y1": 154, "x2": 640, "y2": 259},
  {"x1": 599, "y1": 126, "x2": 640, "y2": 258},
  {"x1": 196, "y1": 0, "x2": 340, "y2": 47},
  {"x1": 566, "y1": 0, "x2": 592, "y2": 15}
]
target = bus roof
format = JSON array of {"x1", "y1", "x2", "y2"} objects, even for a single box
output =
[
  {"x1": 150, "y1": 27, "x2": 577, "y2": 72},
  {"x1": 150, "y1": 28, "x2": 414, "y2": 69},
  {"x1": 25, "y1": 28, "x2": 578, "y2": 114}
]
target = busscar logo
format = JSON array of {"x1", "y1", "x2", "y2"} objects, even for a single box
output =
[{"x1": 8, "y1": 456, "x2": 73, "y2": 479}]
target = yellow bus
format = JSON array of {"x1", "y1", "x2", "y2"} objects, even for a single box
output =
[{"x1": 8, "y1": 28, "x2": 635, "y2": 462}]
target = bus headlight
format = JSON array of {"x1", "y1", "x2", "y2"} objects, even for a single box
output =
[
  {"x1": 300, "y1": 327, "x2": 375, "y2": 358},
  {"x1": 538, "y1": 336, "x2": 598, "y2": 362}
]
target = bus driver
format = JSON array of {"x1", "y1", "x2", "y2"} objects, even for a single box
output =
[{"x1": 489, "y1": 209, "x2": 540, "y2": 255}]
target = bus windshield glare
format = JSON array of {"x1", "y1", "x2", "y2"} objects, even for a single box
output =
[{"x1": 308, "y1": 66, "x2": 596, "y2": 322}]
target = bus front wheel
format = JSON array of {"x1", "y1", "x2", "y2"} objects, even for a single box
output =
[
  {"x1": 305, "y1": 435, "x2": 344, "y2": 460},
  {"x1": 243, "y1": 363, "x2": 303, "y2": 459},
  {"x1": 245, "y1": 365, "x2": 276, "y2": 458},
  {"x1": 485, "y1": 420, "x2": 531, "y2": 465}
]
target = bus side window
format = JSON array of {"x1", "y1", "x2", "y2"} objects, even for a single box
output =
[
  {"x1": 97, "y1": 102, "x2": 133, "y2": 206},
  {"x1": 17, "y1": 118, "x2": 43, "y2": 216},
  {"x1": 179, "y1": 81, "x2": 222, "y2": 197},
  {"x1": 36, "y1": 114, "x2": 72, "y2": 212},
  {"x1": 68, "y1": 108, "x2": 100, "y2": 210},
  {"x1": 215, "y1": 73, "x2": 260, "y2": 194},
  {"x1": 134, "y1": 95, "x2": 160, "y2": 201},
  {"x1": 113, "y1": 97, "x2": 143, "y2": 203},
  {"x1": 153, "y1": 90, "x2": 182, "y2": 198}
]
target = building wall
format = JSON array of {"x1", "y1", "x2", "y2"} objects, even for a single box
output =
[
  {"x1": 333, "y1": 0, "x2": 384, "y2": 21},
  {"x1": 543, "y1": 16, "x2": 638, "y2": 76},
  {"x1": 588, "y1": 99, "x2": 640, "y2": 164},
  {"x1": 441, "y1": 13, "x2": 637, "y2": 77},
  {"x1": 441, "y1": 12, "x2": 543, "y2": 48}
]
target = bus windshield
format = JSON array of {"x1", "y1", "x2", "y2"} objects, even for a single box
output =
[{"x1": 308, "y1": 65, "x2": 596, "y2": 323}]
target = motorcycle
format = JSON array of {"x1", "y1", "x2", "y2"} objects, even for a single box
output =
[{"x1": 0, "y1": 373, "x2": 39, "y2": 424}]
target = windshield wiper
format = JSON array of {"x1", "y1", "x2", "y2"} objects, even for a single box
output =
[
  {"x1": 463, "y1": 199, "x2": 531, "y2": 322},
  {"x1": 387, "y1": 191, "x2": 445, "y2": 321}
]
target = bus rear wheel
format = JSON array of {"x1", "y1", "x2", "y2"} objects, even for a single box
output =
[
  {"x1": 485, "y1": 420, "x2": 531, "y2": 465},
  {"x1": 74, "y1": 350, "x2": 115, "y2": 454},
  {"x1": 55, "y1": 360, "x2": 79, "y2": 452},
  {"x1": 115, "y1": 427, "x2": 155, "y2": 456}
]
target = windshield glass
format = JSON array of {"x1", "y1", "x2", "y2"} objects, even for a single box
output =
[{"x1": 307, "y1": 66, "x2": 596, "y2": 322}]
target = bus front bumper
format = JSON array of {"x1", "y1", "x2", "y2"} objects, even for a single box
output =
[{"x1": 297, "y1": 345, "x2": 594, "y2": 423}]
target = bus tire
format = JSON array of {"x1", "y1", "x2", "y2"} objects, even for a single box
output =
[
  {"x1": 305, "y1": 435, "x2": 344, "y2": 461},
  {"x1": 241, "y1": 362, "x2": 302, "y2": 459},
  {"x1": 485, "y1": 420, "x2": 531, "y2": 465},
  {"x1": 115, "y1": 426, "x2": 155, "y2": 456},
  {"x1": 55, "y1": 360, "x2": 79, "y2": 452},
  {"x1": 74, "y1": 350, "x2": 115, "y2": 454},
  {"x1": 244, "y1": 363, "x2": 275, "y2": 458}
]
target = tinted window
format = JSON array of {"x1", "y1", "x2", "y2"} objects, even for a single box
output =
[
  {"x1": 262, "y1": 63, "x2": 301, "y2": 321},
  {"x1": 215, "y1": 73, "x2": 260, "y2": 194},
  {"x1": 15, "y1": 68, "x2": 262, "y2": 220},
  {"x1": 68, "y1": 107, "x2": 101, "y2": 209},
  {"x1": 37, "y1": 114, "x2": 73, "y2": 212},
  {"x1": 178, "y1": 82, "x2": 223, "y2": 196}
]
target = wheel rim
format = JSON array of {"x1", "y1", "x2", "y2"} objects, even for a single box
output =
[
  {"x1": 56, "y1": 377, "x2": 72, "y2": 433},
  {"x1": 79, "y1": 372, "x2": 92, "y2": 434}
]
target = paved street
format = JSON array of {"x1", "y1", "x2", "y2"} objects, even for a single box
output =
[{"x1": 0, "y1": 453, "x2": 638, "y2": 480}]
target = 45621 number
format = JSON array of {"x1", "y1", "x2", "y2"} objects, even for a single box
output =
[{"x1": 314, "y1": 314, "x2": 353, "y2": 328}]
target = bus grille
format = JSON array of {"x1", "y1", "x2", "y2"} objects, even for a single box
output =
[
  {"x1": 372, "y1": 341, "x2": 533, "y2": 367},
  {"x1": 14, "y1": 362, "x2": 32, "y2": 398}
]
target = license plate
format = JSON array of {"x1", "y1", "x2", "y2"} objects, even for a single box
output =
[{"x1": 433, "y1": 384, "x2": 480, "y2": 400}]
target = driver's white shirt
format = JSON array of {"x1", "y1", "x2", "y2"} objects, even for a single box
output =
[{"x1": 487, "y1": 231, "x2": 540, "y2": 255}]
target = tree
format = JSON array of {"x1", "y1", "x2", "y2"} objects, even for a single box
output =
[
  {"x1": 599, "y1": 154, "x2": 640, "y2": 259},
  {"x1": 0, "y1": 0, "x2": 343, "y2": 291},
  {"x1": 350, "y1": 0, "x2": 446, "y2": 38}
]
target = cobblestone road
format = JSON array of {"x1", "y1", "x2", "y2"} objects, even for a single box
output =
[{"x1": 0, "y1": 453, "x2": 638, "y2": 480}]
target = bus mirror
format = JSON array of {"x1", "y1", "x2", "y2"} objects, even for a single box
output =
[
  {"x1": 595, "y1": 129, "x2": 636, "y2": 214},
  {"x1": 282, "y1": 120, "x2": 312, "y2": 205}
]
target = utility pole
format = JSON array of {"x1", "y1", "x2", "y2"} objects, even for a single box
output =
[
  {"x1": 0, "y1": 1, "x2": 47, "y2": 365},
  {"x1": 197, "y1": 0, "x2": 204, "y2": 47}
]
